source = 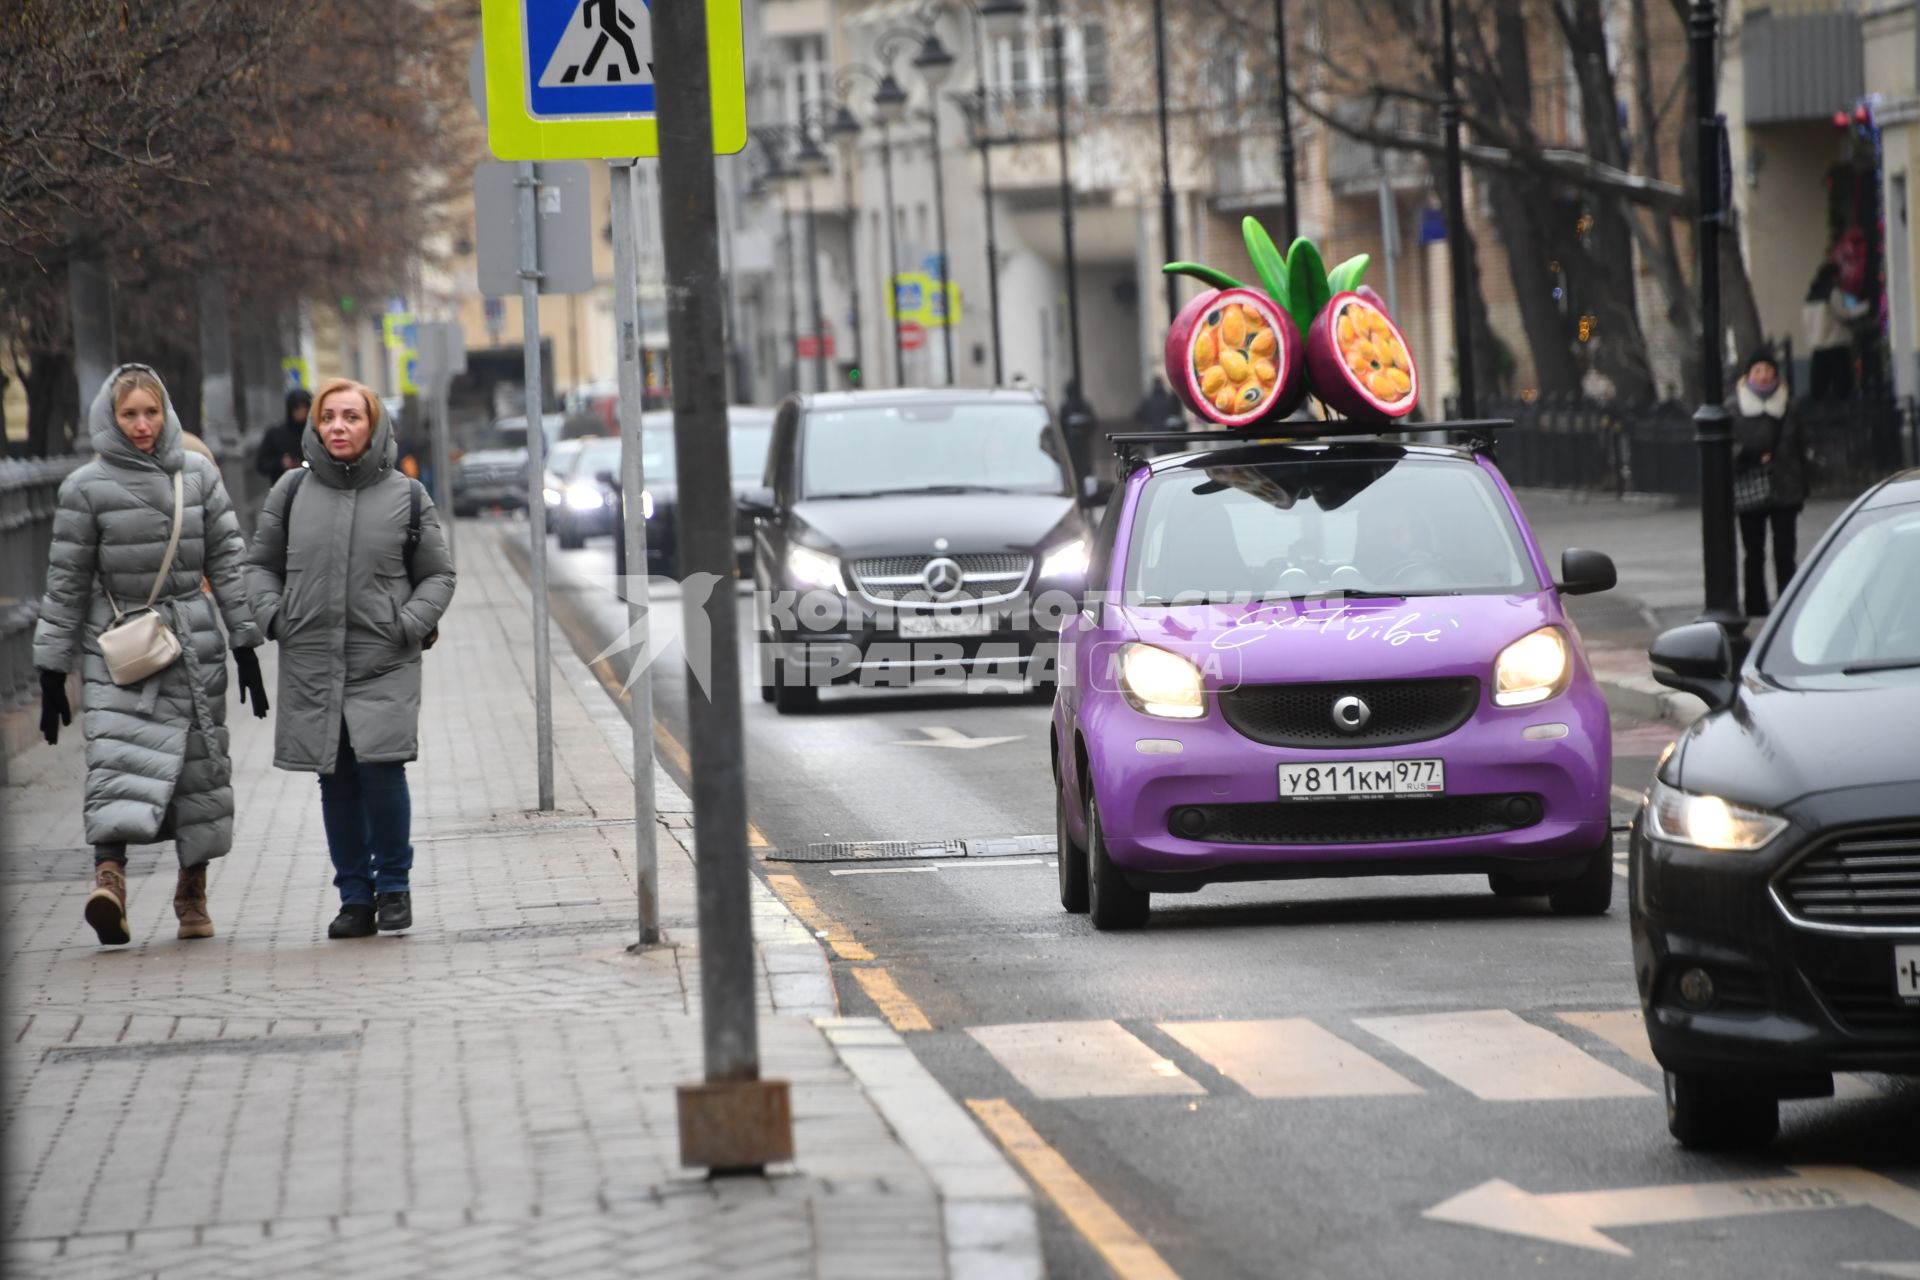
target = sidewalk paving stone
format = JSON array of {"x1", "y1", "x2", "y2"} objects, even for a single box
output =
[{"x1": 3, "y1": 528, "x2": 1038, "y2": 1279}]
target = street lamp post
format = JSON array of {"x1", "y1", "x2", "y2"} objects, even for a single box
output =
[
  {"x1": 907, "y1": 31, "x2": 959, "y2": 385},
  {"x1": 1274, "y1": 0, "x2": 1298, "y2": 244},
  {"x1": 874, "y1": 72, "x2": 910, "y2": 386},
  {"x1": 1154, "y1": 0, "x2": 1178, "y2": 328},
  {"x1": 1690, "y1": 0, "x2": 1740, "y2": 625},
  {"x1": 1047, "y1": 0, "x2": 1084, "y2": 394},
  {"x1": 793, "y1": 131, "x2": 832, "y2": 393},
  {"x1": 1438, "y1": 0, "x2": 1475, "y2": 418},
  {"x1": 827, "y1": 105, "x2": 865, "y2": 386}
]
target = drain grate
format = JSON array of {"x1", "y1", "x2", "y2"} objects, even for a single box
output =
[
  {"x1": 452, "y1": 917, "x2": 637, "y2": 943},
  {"x1": 765, "y1": 835, "x2": 1056, "y2": 863},
  {"x1": 766, "y1": 839, "x2": 968, "y2": 864},
  {"x1": 44, "y1": 1032, "x2": 361, "y2": 1065}
]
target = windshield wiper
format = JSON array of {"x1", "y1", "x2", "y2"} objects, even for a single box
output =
[{"x1": 1840, "y1": 657, "x2": 1920, "y2": 675}]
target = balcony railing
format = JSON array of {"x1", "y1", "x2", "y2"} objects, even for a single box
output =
[{"x1": 1743, "y1": 2, "x2": 1864, "y2": 124}]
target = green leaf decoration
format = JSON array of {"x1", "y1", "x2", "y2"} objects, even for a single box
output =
[
  {"x1": 1285, "y1": 238, "x2": 1332, "y2": 339},
  {"x1": 1240, "y1": 217, "x2": 1292, "y2": 313},
  {"x1": 1327, "y1": 254, "x2": 1371, "y2": 297},
  {"x1": 1162, "y1": 261, "x2": 1246, "y2": 292}
]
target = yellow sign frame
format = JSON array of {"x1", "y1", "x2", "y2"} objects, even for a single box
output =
[{"x1": 480, "y1": 0, "x2": 747, "y2": 160}]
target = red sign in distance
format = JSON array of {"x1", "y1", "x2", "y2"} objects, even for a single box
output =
[
  {"x1": 898, "y1": 322, "x2": 926, "y2": 351},
  {"x1": 795, "y1": 334, "x2": 836, "y2": 359}
]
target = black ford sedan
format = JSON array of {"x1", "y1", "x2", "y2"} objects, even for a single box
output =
[{"x1": 1631, "y1": 470, "x2": 1920, "y2": 1148}]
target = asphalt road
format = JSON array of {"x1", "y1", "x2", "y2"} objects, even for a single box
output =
[{"x1": 499, "y1": 515, "x2": 1920, "y2": 1280}]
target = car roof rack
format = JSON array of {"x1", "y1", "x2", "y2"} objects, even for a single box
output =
[{"x1": 1108, "y1": 418, "x2": 1516, "y2": 473}]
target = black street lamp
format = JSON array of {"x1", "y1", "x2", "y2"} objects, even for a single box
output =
[
  {"x1": 751, "y1": 132, "x2": 803, "y2": 396},
  {"x1": 871, "y1": 70, "x2": 911, "y2": 386},
  {"x1": 1153, "y1": 0, "x2": 1178, "y2": 328},
  {"x1": 956, "y1": 88, "x2": 1007, "y2": 385},
  {"x1": 792, "y1": 130, "x2": 832, "y2": 394},
  {"x1": 906, "y1": 29, "x2": 959, "y2": 385},
  {"x1": 1046, "y1": 0, "x2": 1084, "y2": 395},
  {"x1": 1273, "y1": 0, "x2": 1298, "y2": 244},
  {"x1": 1690, "y1": 0, "x2": 1740, "y2": 626},
  {"x1": 1438, "y1": 0, "x2": 1475, "y2": 418},
  {"x1": 825, "y1": 103, "x2": 865, "y2": 385}
]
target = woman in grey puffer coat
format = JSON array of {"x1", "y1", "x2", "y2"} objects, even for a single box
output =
[
  {"x1": 247, "y1": 378, "x2": 455, "y2": 940},
  {"x1": 35, "y1": 365, "x2": 270, "y2": 946}
]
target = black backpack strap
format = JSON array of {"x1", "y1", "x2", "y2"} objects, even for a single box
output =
[{"x1": 404, "y1": 478, "x2": 423, "y2": 582}]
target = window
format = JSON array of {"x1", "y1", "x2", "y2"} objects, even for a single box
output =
[
  {"x1": 1080, "y1": 21, "x2": 1109, "y2": 107},
  {"x1": 781, "y1": 35, "x2": 827, "y2": 128}
]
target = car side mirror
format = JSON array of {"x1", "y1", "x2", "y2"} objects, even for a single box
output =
[
  {"x1": 1649, "y1": 622, "x2": 1736, "y2": 709},
  {"x1": 1556, "y1": 548, "x2": 1616, "y2": 596},
  {"x1": 738, "y1": 485, "x2": 776, "y2": 518}
]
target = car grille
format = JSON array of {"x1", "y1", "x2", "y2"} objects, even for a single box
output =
[
  {"x1": 851, "y1": 553, "x2": 1033, "y2": 604},
  {"x1": 1172, "y1": 793, "x2": 1541, "y2": 846},
  {"x1": 1774, "y1": 830, "x2": 1920, "y2": 930},
  {"x1": 1218, "y1": 677, "x2": 1482, "y2": 748},
  {"x1": 1807, "y1": 975, "x2": 1920, "y2": 1037}
]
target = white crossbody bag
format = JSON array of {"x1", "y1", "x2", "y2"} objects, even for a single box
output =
[{"x1": 99, "y1": 470, "x2": 185, "y2": 686}]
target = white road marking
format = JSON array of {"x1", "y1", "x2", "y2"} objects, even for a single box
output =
[
  {"x1": 1554, "y1": 1010, "x2": 1659, "y2": 1070},
  {"x1": 1355, "y1": 1009, "x2": 1651, "y2": 1101},
  {"x1": 828, "y1": 858, "x2": 1052, "y2": 876},
  {"x1": 970, "y1": 1021, "x2": 1205, "y2": 1099},
  {"x1": 1161, "y1": 1018, "x2": 1423, "y2": 1099},
  {"x1": 1610, "y1": 785, "x2": 1645, "y2": 809},
  {"x1": 893, "y1": 725, "x2": 1026, "y2": 749},
  {"x1": 828, "y1": 865, "x2": 939, "y2": 877},
  {"x1": 1427, "y1": 1165, "x2": 1920, "y2": 1257},
  {"x1": 1842, "y1": 1263, "x2": 1920, "y2": 1279}
]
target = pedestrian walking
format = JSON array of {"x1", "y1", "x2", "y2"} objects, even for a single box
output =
[
  {"x1": 253, "y1": 387, "x2": 312, "y2": 485},
  {"x1": 247, "y1": 378, "x2": 455, "y2": 940},
  {"x1": 1802, "y1": 262, "x2": 1869, "y2": 401},
  {"x1": 1730, "y1": 349, "x2": 1810, "y2": 617},
  {"x1": 1059, "y1": 380, "x2": 1096, "y2": 487},
  {"x1": 33, "y1": 365, "x2": 269, "y2": 946}
]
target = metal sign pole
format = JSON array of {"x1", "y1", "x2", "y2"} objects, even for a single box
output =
[
  {"x1": 519, "y1": 159, "x2": 556, "y2": 811},
  {"x1": 610, "y1": 157, "x2": 662, "y2": 946},
  {"x1": 432, "y1": 367, "x2": 456, "y2": 563},
  {"x1": 654, "y1": 0, "x2": 792, "y2": 1172}
]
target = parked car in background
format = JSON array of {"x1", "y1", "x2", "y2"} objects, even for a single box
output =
[
  {"x1": 550, "y1": 435, "x2": 625, "y2": 550},
  {"x1": 451, "y1": 413, "x2": 565, "y2": 516},
  {"x1": 591, "y1": 408, "x2": 776, "y2": 576},
  {"x1": 1631, "y1": 468, "x2": 1920, "y2": 1150}
]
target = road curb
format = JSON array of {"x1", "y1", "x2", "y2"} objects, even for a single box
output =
[{"x1": 820, "y1": 1017, "x2": 1046, "y2": 1280}]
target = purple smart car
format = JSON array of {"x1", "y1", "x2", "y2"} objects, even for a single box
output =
[{"x1": 1052, "y1": 425, "x2": 1620, "y2": 929}]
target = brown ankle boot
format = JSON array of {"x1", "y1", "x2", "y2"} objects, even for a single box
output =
[
  {"x1": 174, "y1": 864, "x2": 214, "y2": 940},
  {"x1": 85, "y1": 862, "x2": 131, "y2": 946}
]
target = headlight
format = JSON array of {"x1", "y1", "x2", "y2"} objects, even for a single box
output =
[
  {"x1": 1119, "y1": 642, "x2": 1204, "y2": 719},
  {"x1": 565, "y1": 482, "x2": 605, "y2": 511},
  {"x1": 1646, "y1": 778, "x2": 1787, "y2": 852},
  {"x1": 543, "y1": 486, "x2": 563, "y2": 507},
  {"x1": 641, "y1": 489, "x2": 655, "y2": 520},
  {"x1": 1494, "y1": 626, "x2": 1570, "y2": 707},
  {"x1": 787, "y1": 545, "x2": 845, "y2": 594},
  {"x1": 1038, "y1": 537, "x2": 1090, "y2": 580}
]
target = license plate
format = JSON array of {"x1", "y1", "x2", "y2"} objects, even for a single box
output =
[
  {"x1": 1278, "y1": 759, "x2": 1445, "y2": 800},
  {"x1": 898, "y1": 612, "x2": 994, "y2": 638},
  {"x1": 1898, "y1": 946, "x2": 1920, "y2": 1004}
]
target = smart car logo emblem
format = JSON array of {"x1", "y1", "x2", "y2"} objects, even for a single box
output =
[
  {"x1": 1331, "y1": 695, "x2": 1371, "y2": 733},
  {"x1": 923, "y1": 557, "x2": 965, "y2": 599}
]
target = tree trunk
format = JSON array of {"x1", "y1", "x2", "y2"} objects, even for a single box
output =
[{"x1": 24, "y1": 350, "x2": 77, "y2": 458}]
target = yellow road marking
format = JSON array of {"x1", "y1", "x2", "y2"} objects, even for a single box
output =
[
  {"x1": 967, "y1": 1098, "x2": 1183, "y2": 1280},
  {"x1": 851, "y1": 967, "x2": 933, "y2": 1032},
  {"x1": 765, "y1": 874, "x2": 874, "y2": 962}
]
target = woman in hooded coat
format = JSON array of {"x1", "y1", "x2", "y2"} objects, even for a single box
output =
[
  {"x1": 1729, "y1": 348, "x2": 1810, "y2": 617},
  {"x1": 35, "y1": 365, "x2": 271, "y2": 946},
  {"x1": 247, "y1": 378, "x2": 455, "y2": 939}
]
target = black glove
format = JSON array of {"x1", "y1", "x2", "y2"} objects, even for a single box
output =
[
  {"x1": 233, "y1": 646, "x2": 270, "y2": 717},
  {"x1": 38, "y1": 669, "x2": 72, "y2": 745}
]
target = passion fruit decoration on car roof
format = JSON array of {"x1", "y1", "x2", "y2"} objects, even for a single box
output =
[{"x1": 1163, "y1": 217, "x2": 1420, "y2": 424}]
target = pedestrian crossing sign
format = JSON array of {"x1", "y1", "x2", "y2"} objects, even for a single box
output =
[{"x1": 480, "y1": 0, "x2": 747, "y2": 160}]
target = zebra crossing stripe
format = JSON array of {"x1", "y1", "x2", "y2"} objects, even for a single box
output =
[
  {"x1": 1160, "y1": 1019, "x2": 1423, "y2": 1099},
  {"x1": 1555, "y1": 1010, "x2": 1661, "y2": 1070},
  {"x1": 1355, "y1": 1009, "x2": 1652, "y2": 1101},
  {"x1": 969, "y1": 1021, "x2": 1203, "y2": 1099}
]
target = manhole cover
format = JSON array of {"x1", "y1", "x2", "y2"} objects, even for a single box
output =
[
  {"x1": 765, "y1": 839, "x2": 968, "y2": 863},
  {"x1": 965, "y1": 835, "x2": 1056, "y2": 858}
]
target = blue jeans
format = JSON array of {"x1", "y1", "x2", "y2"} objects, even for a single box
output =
[{"x1": 317, "y1": 722, "x2": 412, "y2": 906}]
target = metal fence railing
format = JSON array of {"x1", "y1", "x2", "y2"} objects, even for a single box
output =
[
  {"x1": 1474, "y1": 394, "x2": 1919, "y2": 501},
  {"x1": 0, "y1": 458, "x2": 82, "y2": 709}
]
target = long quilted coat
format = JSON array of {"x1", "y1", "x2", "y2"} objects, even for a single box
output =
[
  {"x1": 33, "y1": 368, "x2": 262, "y2": 866},
  {"x1": 246, "y1": 403, "x2": 455, "y2": 774}
]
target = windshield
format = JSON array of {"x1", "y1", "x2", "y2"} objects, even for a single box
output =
[
  {"x1": 468, "y1": 415, "x2": 563, "y2": 453},
  {"x1": 1123, "y1": 456, "x2": 1538, "y2": 603},
  {"x1": 799, "y1": 402, "x2": 1071, "y2": 499},
  {"x1": 546, "y1": 439, "x2": 585, "y2": 478},
  {"x1": 1763, "y1": 501, "x2": 1920, "y2": 683},
  {"x1": 731, "y1": 420, "x2": 773, "y2": 483},
  {"x1": 571, "y1": 438, "x2": 624, "y2": 482}
]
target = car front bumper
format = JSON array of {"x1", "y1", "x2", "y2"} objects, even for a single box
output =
[
  {"x1": 1630, "y1": 810, "x2": 1920, "y2": 1083},
  {"x1": 1082, "y1": 681, "x2": 1612, "y2": 887}
]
